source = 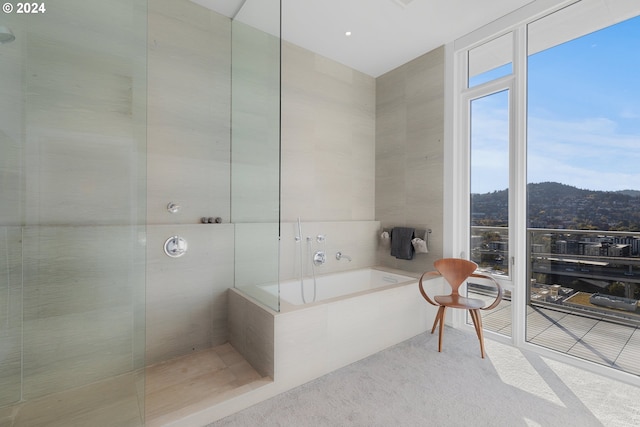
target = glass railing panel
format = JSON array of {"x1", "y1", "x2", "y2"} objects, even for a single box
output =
[
  {"x1": 527, "y1": 228, "x2": 640, "y2": 327},
  {"x1": 526, "y1": 228, "x2": 640, "y2": 375},
  {"x1": 468, "y1": 281, "x2": 512, "y2": 337},
  {"x1": 470, "y1": 226, "x2": 510, "y2": 277}
]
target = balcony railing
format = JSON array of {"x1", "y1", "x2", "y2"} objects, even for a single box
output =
[
  {"x1": 471, "y1": 226, "x2": 510, "y2": 276},
  {"x1": 469, "y1": 227, "x2": 640, "y2": 376},
  {"x1": 471, "y1": 226, "x2": 640, "y2": 319},
  {"x1": 527, "y1": 227, "x2": 640, "y2": 326}
]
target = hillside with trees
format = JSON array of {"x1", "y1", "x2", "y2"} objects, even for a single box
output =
[{"x1": 472, "y1": 182, "x2": 640, "y2": 231}]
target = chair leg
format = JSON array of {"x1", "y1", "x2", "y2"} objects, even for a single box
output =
[
  {"x1": 436, "y1": 306, "x2": 447, "y2": 353},
  {"x1": 431, "y1": 306, "x2": 445, "y2": 334},
  {"x1": 469, "y1": 309, "x2": 485, "y2": 358}
]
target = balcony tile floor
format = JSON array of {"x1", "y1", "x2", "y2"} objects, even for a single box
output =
[{"x1": 475, "y1": 295, "x2": 640, "y2": 377}]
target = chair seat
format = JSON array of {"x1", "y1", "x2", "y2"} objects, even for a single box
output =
[
  {"x1": 419, "y1": 258, "x2": 503, "y2": 358},
  {"x1": 434, "y1": 294, "x2": 485, "y2": 310}
]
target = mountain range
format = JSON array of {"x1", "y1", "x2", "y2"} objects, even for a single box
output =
[{"x1": 472, "y1": 182, "x2": 640, "y2": 231}]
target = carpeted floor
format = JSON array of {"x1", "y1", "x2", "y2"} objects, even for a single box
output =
[{"x1": 209, "y1": 328, "x2": 640, "y2": 427}]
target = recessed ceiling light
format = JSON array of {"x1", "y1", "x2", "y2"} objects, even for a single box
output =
[{"x1": 345, "y1": 31, "x2": 352, "y2": 36}]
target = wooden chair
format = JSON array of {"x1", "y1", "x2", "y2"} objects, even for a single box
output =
[{"x1": 419, "y1": 258, "x2": 503, "y2": 358}]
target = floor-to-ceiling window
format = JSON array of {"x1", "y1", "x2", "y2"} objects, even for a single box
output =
[
  {"x1": 454, "y1": 0, "x2": 640, "y2": 379},
  {"x1": 525, "y1": 2, "x2": 640, "y2": 376},
  {"x1": 462, "y1": 31, "x2": 517, "y2": 338}
]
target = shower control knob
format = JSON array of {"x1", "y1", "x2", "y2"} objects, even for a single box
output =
[
  {"x1": 164, "y1": 235, "x2": 188, "y2": 258},
  {"x1": 167, "y1": 202, "x2": 181, "y2": 213}
]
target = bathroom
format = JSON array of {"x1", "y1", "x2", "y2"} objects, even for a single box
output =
[{"x1": 0, "y1": 0, "x2": 444, "y2": 425}]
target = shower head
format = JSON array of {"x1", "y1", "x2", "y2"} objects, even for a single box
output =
[{"x1": 0, "y1": 25, "x2": 15, "y2": 44}]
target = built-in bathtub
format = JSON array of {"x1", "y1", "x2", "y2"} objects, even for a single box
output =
[
  {"x1": 259, "y1": 268, "x2": 417, "y2": 306},
  {"x1": 228, "y1": 266, "x2": 444, "y2": 406}
]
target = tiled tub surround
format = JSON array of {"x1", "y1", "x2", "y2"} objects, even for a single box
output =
[
  {"x1": 222, "y1": 266, "x2": 443, "y2": 426},
  {"x1": 261, "y1": 268, "x2": 417, "y2": 306}
]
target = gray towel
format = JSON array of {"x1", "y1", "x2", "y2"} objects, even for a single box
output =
[{"x1": 390, "y1": 227, "x2": 415, "y2": 260}]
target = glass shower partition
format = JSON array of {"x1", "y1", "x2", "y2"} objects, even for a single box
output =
[
  {"x1": 231, "y1": 0, "x2": 282, "y2": 312},
  {"x1": 0, "y1": 1, "x2": 147, "y2": 425}
]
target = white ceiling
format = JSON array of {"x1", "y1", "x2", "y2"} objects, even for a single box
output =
[{"x1": 191, "y1": 0, "x2": 535, "y2": 77}]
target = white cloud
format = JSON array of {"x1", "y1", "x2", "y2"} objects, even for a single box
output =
[
  {"x1": 471, "y1": 108, "x2": 640, "y2": 193},
  {"x1": 527, "y1": 115, "x2": 640, "y2": 191},
  {"x1": 620, "y1": 108, "x2": 640, "y2": 119}
]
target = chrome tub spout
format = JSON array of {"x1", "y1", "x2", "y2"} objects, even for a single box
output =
[{"x1": 336, "y1": 252, "x2": 352, "y2": 262}]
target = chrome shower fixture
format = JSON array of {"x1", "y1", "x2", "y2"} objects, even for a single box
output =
[
  {"x1": 313, "y1": 251, "x2": 326, "y2": 266},
  {"x1": 295, "y1": 217, "x2": 303, "y2": 242},
  {"x1": 164, "y1": 235, "x2": 188, "y2": 258},
  {"x1": 336, "y1": 252, "x2": 352, "y2": 262},
  {"x1": 166, "y1": 202, "x2": 181, "y2": 213}
]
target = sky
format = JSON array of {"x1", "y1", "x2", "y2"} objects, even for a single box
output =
[{"x1": 471, "y1": 13, "x2": 640, "y2": 194}]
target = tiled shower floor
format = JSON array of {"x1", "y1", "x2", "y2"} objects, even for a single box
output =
[
  {"x1": 0, "y1": 344, "x2": 270, "y2": 427},
  {"x1": 145, "y1": 344, "x2": 270, "y2": 426}
]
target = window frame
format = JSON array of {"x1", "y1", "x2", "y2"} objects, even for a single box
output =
[
  {"x1": 448, "y1": 0, "x2": 640, "y2": 385},
  {"x1": 458, "y1": 33, "x2": 521, "y2": 337}
]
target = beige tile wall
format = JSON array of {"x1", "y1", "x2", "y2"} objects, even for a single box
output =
[
  {"x1": 375, "y1": 46, "x2": 445, "y2": 273},
  {"x1": 147, "y1": 0, "x2": 231, "y2": 225},
  {"x1": 23, "y1": 0, "x2": 147, "y2": 227},
  {"x1": 281, "y1": 42, "x2": 376, "y2": 222},
  {"x1": 146, "y1": 0, "x2": 233, "y2": 363},
  {"x1": 146, "y1": 224, "x2": 234, "y2": 365}
]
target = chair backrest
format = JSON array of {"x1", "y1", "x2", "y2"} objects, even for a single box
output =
[{"x1": 433, "y1": 258, "x2": 478, "y2": 296}]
